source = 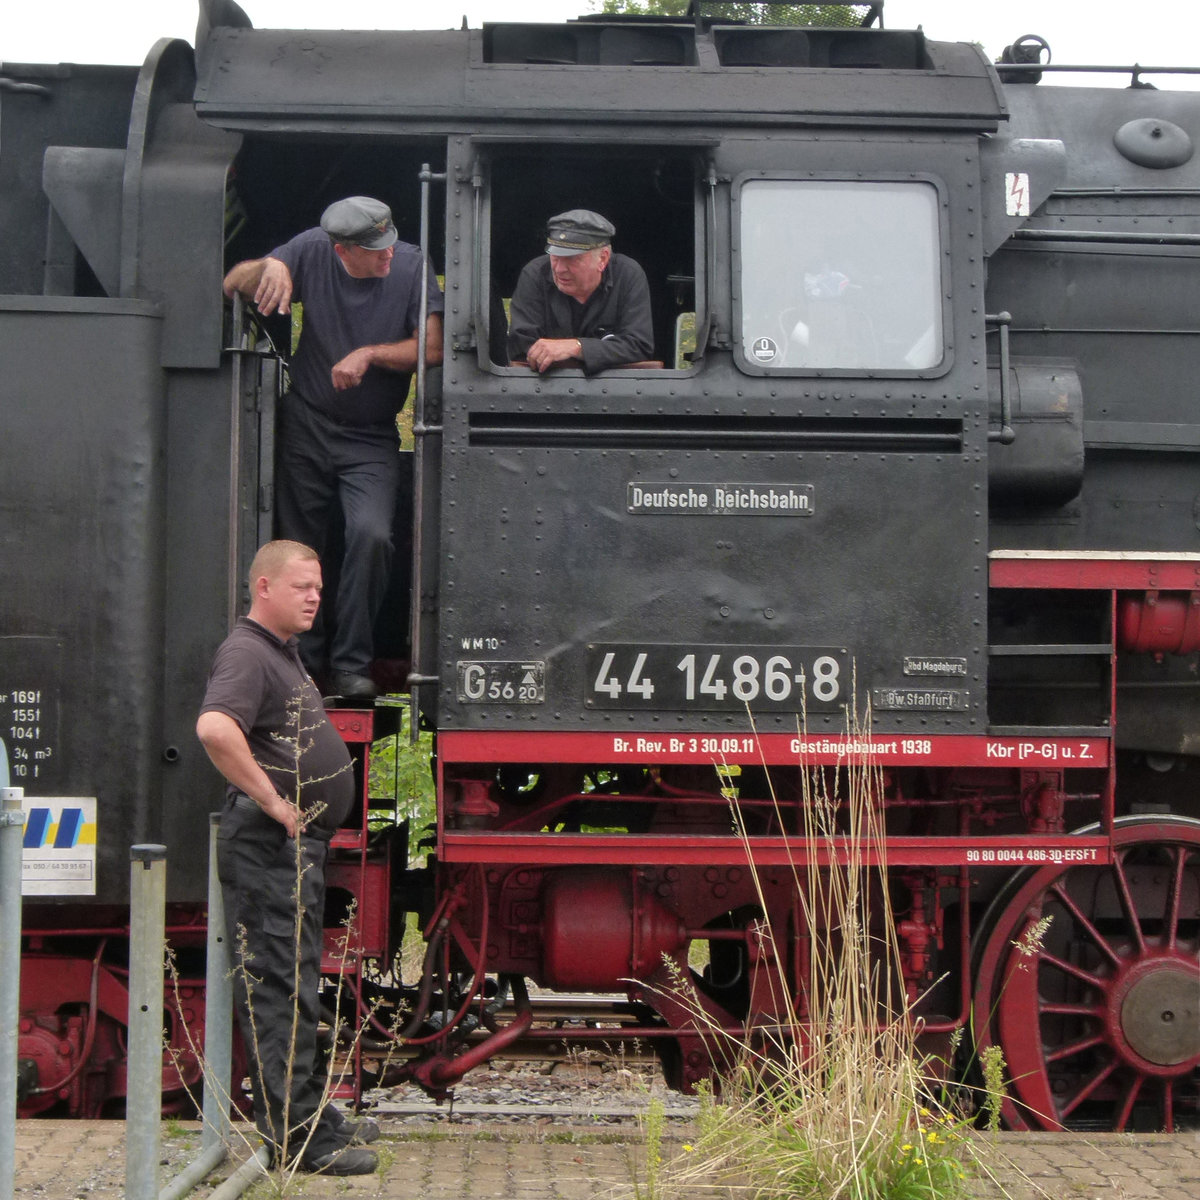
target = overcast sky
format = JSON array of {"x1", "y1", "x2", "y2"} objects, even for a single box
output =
[{"x1": 4, "y1": 2, "x2": 1199, "y2": 87}]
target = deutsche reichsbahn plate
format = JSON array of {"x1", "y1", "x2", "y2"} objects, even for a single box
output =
[{"x1": 585, "y1": 644, "x2": 848, "y2": 711}]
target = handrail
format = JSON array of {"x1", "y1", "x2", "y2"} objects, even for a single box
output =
[
  {"x1": 409, "y1": 163, "x2": 446, "y2": 743},
  {"x1": 226, "y1": 295, "x2": 245, "y2": 629},
  {"x1": 691, "y1": 159, "x2": 718, "y2": 361},
  {"x1": 998, "y1": 62, "x2": 1200, "y2": 81},
  {"x1": 986, "y1": 311, "x2": 1015, "y2": 446}
]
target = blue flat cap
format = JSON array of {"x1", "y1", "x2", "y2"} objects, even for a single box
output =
[{"x1": 321, "y1": 196, "x2": 398, "y2": 250}]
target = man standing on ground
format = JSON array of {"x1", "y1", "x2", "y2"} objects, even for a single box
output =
[
  {"x1": 507, "y1": 209, "x2": 654, "y2": 373},
  {"x1": 223, "y1": 196, "x2": 444, "y2": 698},
  {"x1": 197, "y1": 540, "x2": 379, "y2": 1176}
]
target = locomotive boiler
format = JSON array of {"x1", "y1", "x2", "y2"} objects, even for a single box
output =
[{"x1": 3, "y1": 1, "x2": 1198, "y2": 1131}]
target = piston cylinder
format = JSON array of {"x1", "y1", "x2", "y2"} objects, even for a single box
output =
[
  {"x1": 1117, "y1": 592, "x2": 1200, "y2": 655},
  {"x1": 540, "y1": 869, "x2": 687, "y2": 991}
]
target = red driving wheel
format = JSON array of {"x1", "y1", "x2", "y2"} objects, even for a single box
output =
[{"x1": 971, "y1": 817, "x2": 1200, "y2": 1131}]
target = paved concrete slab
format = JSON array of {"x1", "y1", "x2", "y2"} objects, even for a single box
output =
[{"x1": 9, "y1": 1121, "x2": 1200, "y2": 1199}]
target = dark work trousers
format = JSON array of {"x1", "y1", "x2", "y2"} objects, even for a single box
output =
[
  {"x1": 216, "y1": 796, "x2": 343, "y2": 1162},
  {"x1": 276, "y1": 393, "x2": 401, "y2": 675}
]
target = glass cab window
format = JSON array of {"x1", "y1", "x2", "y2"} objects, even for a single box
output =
[{"x1": 736, "y1": 179, "x2": 943, "y2": 373}]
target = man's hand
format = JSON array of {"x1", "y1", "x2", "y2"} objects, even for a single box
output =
[
  {"x1": 251, "y1": 258, "x2": 293, "y2": 316},
  {"x1": 331, "y1": 346, "x2": 376, "y2": 390},
  {"x1": 222, "y1": 257, "x2": 294, "y2": 316},
  {"x1": 260, "y1": 793, "x2": 303, "y2": 839},
  {"x1": 525, "y1": 337, "x2": 582, "y2": 373}
]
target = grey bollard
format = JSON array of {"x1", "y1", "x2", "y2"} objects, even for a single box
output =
[
  {"x1": 1, "y1": 788, "x2": 27, "y2": 1200},
  {"x1": 157, "y1": 816, "x2": 233, "y2": 1200},
  {"x1": 126, "y1": 844, "x2": 167, "y2": 1200},
  {"x1": 201, "y1": 812, "x2": 233, "y2": 1151}
]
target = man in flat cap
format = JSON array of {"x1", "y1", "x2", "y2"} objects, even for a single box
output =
[
  {"x1": 507, "y1": 209, "x2": 653, "y2": 373},
  {"x1": 223, "y1": 196, "x2": 443, "y2": 698}
]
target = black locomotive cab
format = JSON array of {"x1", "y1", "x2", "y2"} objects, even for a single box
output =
[{"x1": 436, "y1": 109, "x2": 994, "y2": 742}]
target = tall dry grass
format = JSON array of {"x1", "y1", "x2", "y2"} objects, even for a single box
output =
[{"x1": 633, "y1": 704, "x2": 982, "y2": 1200}]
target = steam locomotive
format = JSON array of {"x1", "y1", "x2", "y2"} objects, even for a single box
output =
[{"x1": 4, "y1": 1, "x2": 1198, "y2": 1131}]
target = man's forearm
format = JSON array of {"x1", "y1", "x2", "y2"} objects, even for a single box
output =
[
  {"x1": 197, "y1": 711, "x2": 300, "y2": 835},
  {"x1": 223, "y1": 258, "x2": 267, "y2": 299},
  {"x1": 578, "y1": 331, "x2": 653, "y2": 372},
  {"x1": 362, "y1": 337, "x2": 420, "y2": 373},
  {"x1": 196, "y1": 712, "x2": 277, "y2": 803},
  {"x1": 366, "y1": 313, "x2": 444, "y2": 371},
  {"x1": 331, "y1": 315, "x2": 444, "y2": 389}
]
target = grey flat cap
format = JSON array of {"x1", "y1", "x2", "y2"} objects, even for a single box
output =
[
  {"x1": 545, "y1": 209, "x2": 615, "y2": 256},
  {"x1": 321, "y1": 196, "x2": 398, "y2": 250}
]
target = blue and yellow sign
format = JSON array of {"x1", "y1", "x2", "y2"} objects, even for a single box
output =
[{"x1": 21, "y1": 797, "x2": 97, "y2": 896}]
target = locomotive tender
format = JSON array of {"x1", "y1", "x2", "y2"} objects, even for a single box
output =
[{"x1": 4, "y1": 0, "x2": 1198, "y2": 1131}]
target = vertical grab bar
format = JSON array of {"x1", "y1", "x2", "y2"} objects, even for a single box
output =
[
  {"x1": 227, "y1": 295, "x2": 246, "y2": 628},
  {"x1": 470, "y1": 159, "x2": 486, "y2": 364},
  {"x1": 409, "y1": 163, "x2": 446, "y2": 742},
  {"x1": 691, "y1": 160, "x2": 718, "y2": 361},
  {"x1": 986, "y1": 311, "x2": 1016, "y2": 445}
]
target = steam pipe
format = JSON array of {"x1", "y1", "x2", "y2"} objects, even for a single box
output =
[{"x1": 424, "y1": 976, "x2": 533, "y2": 1090}]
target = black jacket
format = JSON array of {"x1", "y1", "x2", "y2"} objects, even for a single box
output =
[{"x1": 507, "y1": 253, "x2": 654, "y2": 372}]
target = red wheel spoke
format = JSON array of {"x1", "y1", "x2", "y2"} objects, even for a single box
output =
[
  {"x1": 1038, "y1": 949, "x2": 1107, "y2": 993},
  {"x1": 1164, "y1": 844, "x2": 1187, "y2": 950},
  {"x1": 1113, "y1": 1075, "x2": 1143, "y2": 1132},
  {"x1": 1109, "y1": 851, "x2": 1147, "y2": 956},
  {"x1": 1045, "y1": 1032, "x2": 1106, "y2": 1063},
  {"x1": 1048, "y1": 882, "x2": 1122, "y2": 969},
  {"x1": 1039, "y1": 1002, "x2": 1105, "y2": 1019},
  {"x1": 1059, "y1": 1057, "x2": 1119, "y2": 1119}
]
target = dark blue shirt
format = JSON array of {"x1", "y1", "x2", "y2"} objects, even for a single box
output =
[{"x1": 272, "y1": 227, "x2": 444, "y2": 427}]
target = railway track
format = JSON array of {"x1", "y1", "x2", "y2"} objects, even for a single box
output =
[
  {"x1": 365, "y1": 1056, "x2": 699, "y2": 1123},
  {"x1": 337, "y1": 992, "x2": 698, "y2": 1119},
  {"x1": 346, "y1": 991, "x2": 665, "y2": 1066}
]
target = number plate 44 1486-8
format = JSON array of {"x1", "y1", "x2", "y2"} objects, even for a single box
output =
[{"x1": 586, "y1": 644, "x2": 848, "y2": 711}]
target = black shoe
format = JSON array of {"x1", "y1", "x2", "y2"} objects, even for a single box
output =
[
  {"x1": 300, "y1": 1145, "x2": 379, "y2": 1176},
  {"x1": 326, "y1": 671, "x2": 378, "y2": 700},
  {"x1": 336, "y1": 1115, "x2": 381, "y2": 1145}
]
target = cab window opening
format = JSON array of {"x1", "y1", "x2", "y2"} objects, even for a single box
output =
[{"x1": 483, "y1": 146, "x2": 700, "y2": 371}]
